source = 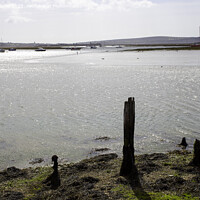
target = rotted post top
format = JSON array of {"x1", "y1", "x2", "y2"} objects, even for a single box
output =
[{"x1": 128, "y1": 97, "x2": 135, "y2": 102}]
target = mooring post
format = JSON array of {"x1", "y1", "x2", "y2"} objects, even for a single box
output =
[
  {"x1": 120, "y1": 97, "x2": 135, "y2": 176},
  {"x1": 190, "y1": 139, "x2": 200, "y2": 166}
]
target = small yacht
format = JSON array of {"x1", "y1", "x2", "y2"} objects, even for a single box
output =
[
  {"x1": 35, "y1": 47, "x2": 46, "y2": 51},
  {"x1": 0, "y1": 49, "x2": 5, "y2": 53},
  {"x1": 90, "y1": 46, "x2": 97, "y2": 49},
  {"x1": 8, "y1": 48, "x2": 16, "y2": 51},
  {"x1": 71, "y1": 47, "x2": 82, "y2": 50}
]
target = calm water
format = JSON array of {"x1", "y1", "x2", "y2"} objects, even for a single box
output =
[{"x1": 0, "y1": 48, "x2": 200, "y2": 169}]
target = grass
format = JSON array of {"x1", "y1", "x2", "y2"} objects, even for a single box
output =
[
  {"x1": 0, "y1": 150, "x2": 199, "y2": 199},
  {"x1": 112, "y1": 185, "x2": 199, "y2": 200},
  {"x1": 0, "y1": 166, "x2": 52, "y2": 199}
]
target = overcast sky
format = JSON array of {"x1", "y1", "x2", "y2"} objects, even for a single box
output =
[{"x1": 0, "y1": 0, "x2": 200, "y2": 43}]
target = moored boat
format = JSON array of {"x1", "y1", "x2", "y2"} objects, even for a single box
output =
[
  {"x1": 0, "y1": 49, "x2": 5, "y2": 53},
  {"x1": 90, "y1": 46, "x2": 97, "y2": 49},
  {"x1": 35, "y1": 47, "x2": 46, "y2": 51},
  {"x1": 71, "y1": 47, "x2": 81, "y2": 50},
  {"x1": 8, "y1": 48, "x2": 16, "y2": 51}
]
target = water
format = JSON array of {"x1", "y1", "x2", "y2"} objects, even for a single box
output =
[{"x1": 0, "y1": 48, "x2": 200, "y2": 169}]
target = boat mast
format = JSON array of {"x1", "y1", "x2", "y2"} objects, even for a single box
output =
[{"x1": 199, "y1": 26, "x2": 200, "y2": 38}]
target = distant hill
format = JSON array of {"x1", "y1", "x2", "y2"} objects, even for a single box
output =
[
  {"x1": 80, "y1": 36, "x2": 200, "y2": 46},
  {"x1": 1, "y1": 36, "x2": 200, "y2": 48}
]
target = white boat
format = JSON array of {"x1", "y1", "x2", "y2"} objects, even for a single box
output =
[
  {"x1": 0, "y1": 49, "x2": 5, "y2": 53},
  {"x1": 35, "y1": 47, "x2": 46, "y2": 51}
]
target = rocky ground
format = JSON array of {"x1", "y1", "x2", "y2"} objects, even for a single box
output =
[{"x1": 0, "y1": 150, "x2": 200, "y2": 200}]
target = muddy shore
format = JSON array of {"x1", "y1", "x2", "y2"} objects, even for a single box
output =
[{"x1": 0, "y1": 150, "x2": 199, "y2": 200}]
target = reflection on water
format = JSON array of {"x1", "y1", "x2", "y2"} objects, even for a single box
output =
[{"x1": 0, "y1": 49, "x2": 200, "y2": 169}]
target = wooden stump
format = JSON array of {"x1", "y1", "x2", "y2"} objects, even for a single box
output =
[
  {"x1": 43, "y1": 155, "x2": 60, "y2": 189},
  {"x1": 178, "y1": 137, "x2": 188, "y2": 149},
  {"x1": 190, "y1": 139, "x2": 200, "y2": 166},
  {"x1": 120, "y1": 97, "x2": 136, "y2": 176}
]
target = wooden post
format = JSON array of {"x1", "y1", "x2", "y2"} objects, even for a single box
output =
[
  {"x1": 120, "y1": 97, "x2": 135, "y2": 176},
  {"x1": 190, "y1": 139, "x2": 200, "y2": 166},
  {"x1": 178, "y1": 137, "x2": 188, "y2": 149},
  {"x1": 43, "y1": 155, "x2": 60, "y2": 189}
]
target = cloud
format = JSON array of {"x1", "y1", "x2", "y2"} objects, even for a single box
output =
[
  {"x1": 97, "y1": 0, "x2": 155, "y2": 11},
  {"x1": 5, "y1": 15, "x2": 33, "y2": 24},
  {"x1": 0, "y1": 3, "x2": 22, "y2": 10},
  {"x1": 0, "y1": 0, "x2": 155, "y2": 11}
]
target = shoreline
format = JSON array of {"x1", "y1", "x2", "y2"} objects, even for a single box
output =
[
  {"x1": 122, "y1": 46, "x2": 200, "y2": 52},
  {"x1": 0, "y1": 145, "x2": 185, "y2": 172},
  {"x1": 0, "y1": 150, "x2": 199, "y2": 199}
]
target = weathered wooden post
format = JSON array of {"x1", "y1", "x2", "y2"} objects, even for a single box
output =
[
  {"x1": 43, "y1": 155, "x2": 60, "y2": 189},
  {"x1": 178, "y1": 137, "x2": 188, "y2": 149},
  {"x1": 120, "y1": 97, "x2": 135, "y2": 176},
  {"x1": 190, "y1": 139, "x2": 200, "y2": 166}
]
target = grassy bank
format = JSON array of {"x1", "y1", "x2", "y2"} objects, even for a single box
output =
[
  {"x1": 0, "y1": 150, "x2": 199, "y2": 199},
  {"x1": 123, "y1": 46, "x2": 200, "y2": 52}
]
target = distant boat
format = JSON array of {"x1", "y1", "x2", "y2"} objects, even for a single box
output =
[
  {"x1": 90, "y1": 46, "x2": 97, "y2": 49},
  {"x1": 35, "y1": 47, "x2": 46, "y2": 51},
  {"x1": 71, "y1": 47, "x2": 81, "y2": 50},
  {"x1": 191, "y1": 44, "x2": 200, "y2": 47},
  {"x1": 0, "y1": 49, "x2": 5, "y2": 53},
  {"x1": 8, "y1": 48, "x2": 16, "y2": 51}
]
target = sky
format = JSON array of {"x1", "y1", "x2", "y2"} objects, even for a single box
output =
[{"x1": 0, "y1": 0, "x2": 200, "y2": 43}]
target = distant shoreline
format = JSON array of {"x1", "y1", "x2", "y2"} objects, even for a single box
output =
[
  {"x1": 123, "y1": 46, "x2": 200, "y2": 52},
  {"x1": 1, "y1": 46, "x2": 200, "y2": 52},
  {"x1": 1, "y1": 36, "x2": 200, "y2": 50},
  {"x1": 1, "y1": 44, "x2": 200, "y2": 51}
]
